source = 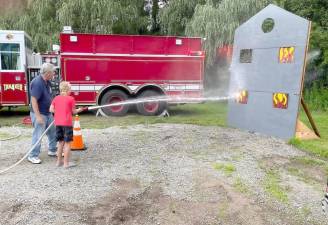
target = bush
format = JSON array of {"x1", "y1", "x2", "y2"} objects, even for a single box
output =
[{"x1": 303, "y1": 83, "x2": 328, "y2": 111}]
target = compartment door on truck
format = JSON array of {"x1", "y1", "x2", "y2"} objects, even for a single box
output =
[
  {"x1": 62, "y1": 58, "x2": 97, "y2": 104},
  {"x1": 0, "y1": 42, "x2": 27, "y2": 105}
]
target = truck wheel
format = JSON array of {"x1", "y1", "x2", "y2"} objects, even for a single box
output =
[
  {"x1": 136, "y1": 90, "x2": 167, "y2": 116},
  {"x1": 100, "y1": 90, "x2": 129, "y2": 116}
]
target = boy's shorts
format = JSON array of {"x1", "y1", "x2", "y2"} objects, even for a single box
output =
[{"x1": 56, "y1": 126, "x2": 73, "y2": 142}]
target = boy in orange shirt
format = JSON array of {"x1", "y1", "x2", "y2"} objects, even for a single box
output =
[{"x1": 50, "y1": 81, "x2": 83, "y2": 168}]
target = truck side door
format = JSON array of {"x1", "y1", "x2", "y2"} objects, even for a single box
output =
[{"x1": 0, "y1": 43, "x2": 27, "y2": 105}]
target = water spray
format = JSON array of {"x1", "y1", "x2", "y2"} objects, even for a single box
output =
[{"x1": 86, "y1": 95, "x2": 232, "y2": 112}]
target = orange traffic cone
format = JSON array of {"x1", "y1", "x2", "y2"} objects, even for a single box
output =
[{"x1": 71, "y1": 115, "x2": 85, "y2": 150}]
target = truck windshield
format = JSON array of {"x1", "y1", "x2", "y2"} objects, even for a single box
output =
[{"x1": 0, "y1": 43, "x2": 21, "y2": 70}]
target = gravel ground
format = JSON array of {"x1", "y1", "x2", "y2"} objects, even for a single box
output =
[{"x1": 0, "y1": 124, "x2": 327, "y2": 225}]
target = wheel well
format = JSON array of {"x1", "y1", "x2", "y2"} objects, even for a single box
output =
[
  {"x1": 136, "y1": 85, "x2": 165, "y2": 97},
  {"x1": 97, "y1": 86, "x2": 131, "y2": 105}
]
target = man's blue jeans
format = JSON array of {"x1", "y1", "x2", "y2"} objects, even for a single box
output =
[{"x1": 29, "y1": 112, "x2": 57, "y2": 158}]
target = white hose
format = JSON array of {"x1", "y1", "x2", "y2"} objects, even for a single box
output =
[{"x1": 0, "y1": 121, "x2": 54, "y2": 175}]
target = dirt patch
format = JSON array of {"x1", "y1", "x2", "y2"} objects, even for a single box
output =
[
  {"x1": 0, "y1": 202, "x2": 25, "y2": 224},
  {"x1": 260, "y1": 156, "x2": 291, "y2": 170},
  {"x1": 193, "y1": 171, "x2": 267, "y2": 225},
  {"x1": 85, "y1": 175, "x2": 271, "y2": 225},
  {"x1": 261, "y1": 155, "x2": 328, "y2": 184},
  {"x1": 287, "y1": 160, "x2": 327, "y2": 184},
  {"x1": 84, "y1": 179, "x2": 221, "y2": 225}
]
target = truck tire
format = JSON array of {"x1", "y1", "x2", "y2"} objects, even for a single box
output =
[
  {"x1": 136, "y1": 90, "x2": 167, "y2": 116},
  {"x1": 100, "y1": 89, "x2": 129, "y2": 116}
]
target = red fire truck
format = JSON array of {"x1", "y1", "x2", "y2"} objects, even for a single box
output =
[{"x1": 0, "y1": 29, "x2": 205, "y2": 116}]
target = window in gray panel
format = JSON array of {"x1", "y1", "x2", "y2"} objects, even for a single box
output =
[{"x1": 240, "y1": 49, "x2": 252, "y2": 63}]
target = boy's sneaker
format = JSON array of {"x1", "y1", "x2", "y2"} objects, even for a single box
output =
[
  {"x1": 48, "y1": 151, "x2": 57, "y2": 157},
  {"x1": 27, "y1": 156, "x2": 41, "y2": 164}
]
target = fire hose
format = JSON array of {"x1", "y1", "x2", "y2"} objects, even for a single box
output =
[
  {"x1": 0, "y1": 96, "x2": 230, "y2": 175},
  {"x1": 0, "y1": 105, "x2": 97, "y2": 175},
  {"x1": 0, "y1": 100, "x2": 147, "y2": 175},
  {"x1": 0, "y1": 120, "x2": 54, "y2": 175}
]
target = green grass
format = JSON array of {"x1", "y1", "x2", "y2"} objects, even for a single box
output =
[
  {"x1": 291, "y1": 156, "x2": 327, "y2": 167},
  {"x1": 0, "y1": 107, "x2": 30, "y2": 127},
  {"x1": 299, "y1": 205, "x2": 311, "y2": 218},
  {"x1": 80, "y1": 102, "x2": 227, "y2": 128},
  {"x1": 213, "y1": 162, "x2": 236, "y2": 176},
  {"x1": 286, "y1": 166, "x2": 319, "y2": 186},
  {"x1": 303, "y1": 86, "x2": 328, "y2": 111},
  {"x1": 233, "y1": 177, "x2": 250, "y2": 194},
  {"x1": 263, "y1": 170, "x2": 289, "y2": 203},
  {"x1": 0, "y1": 102, "x2": 227, "y2": 128},
  {"x1": 0, "y1": 131, "x2": 12, "y2": 139},
  {"x1": 291, "y1": 109, "x2": 328, "y2": 159},
  {"x1": 286, "y1": 156, "x2": 328, "y2": 184}
]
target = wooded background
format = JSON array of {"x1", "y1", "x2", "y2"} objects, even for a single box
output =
[{"x1": 0, "y1": 0, "x2": 327, "y2": 109}]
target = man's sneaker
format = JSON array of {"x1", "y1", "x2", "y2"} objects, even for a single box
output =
[
  {"x1": 48, "y1": 151, "x2": 57, "y2": 157},
  {"x1": 27, "y1": 156, "x2": 41, "y2": 164}
]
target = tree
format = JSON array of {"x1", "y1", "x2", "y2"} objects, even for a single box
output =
[
  {"x1": 57, "y1": 0, "x2": 148, "y2": 35},
  {"x1": 151, "y1": 0, "x2": 160, "y2": 33},
  {"x1": 158, "y1": 0, "x2": 206, "y2": 36},
  {"x1": 186, "y1": 0, "x2": 271, "y2": 67},
  {"x1": 1, "y1": 0, "x2": 327, "y2": 85},
  {"x1": 20, "y1": 0, "x2": 59, "y2": 52},
  {"x1": 0, "y1": 0, "x2": 149, "y2": 52},
  {"x1": 282, "y1": 0, "x2": 328, "y2": 87}
]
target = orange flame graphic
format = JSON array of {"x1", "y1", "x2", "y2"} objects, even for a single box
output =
[
  {"x1": 279, "y1": 47, "x2": 294, "y2": 63},
  {"x1": 273, "y1": 93, "x2": 288, "y2": 109},
  {"x1": 236, "y1": 90, "x2": 248, "y2": 104}
]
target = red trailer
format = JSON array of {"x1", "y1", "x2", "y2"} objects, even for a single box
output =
[
  {"x1": 0, "y1": 29, "x2": 205, "y2": 116},
  {"x1": 60, "y1": 31, "x2": 205, "y2": 116}
]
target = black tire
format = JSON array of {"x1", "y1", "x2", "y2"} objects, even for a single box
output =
[
  {"x1": 136, "y1": 90, "x2": 167, "y2": 116},
  {"x1": 100, "y1": 89, "x2": 129, "y2": 116}
]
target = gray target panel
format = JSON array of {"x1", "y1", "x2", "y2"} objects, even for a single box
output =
[{"x1": 227, "y1": 4, "x2": 310, "y2": 140}]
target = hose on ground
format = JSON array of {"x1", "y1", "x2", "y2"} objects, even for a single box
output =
[{"x1": 0, "y1": 121, "x2": 54, "y2": 175}]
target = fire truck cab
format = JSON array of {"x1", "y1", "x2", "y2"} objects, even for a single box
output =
[
  {"x1": 0, "y1": 30, "x2": 31, "y2": 107},
  {"x1": 0, "y1": 30, "x2": 60, "y2": 110}
]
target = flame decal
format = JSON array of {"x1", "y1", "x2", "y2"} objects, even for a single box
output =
[
  {"x1": 236, "y1": 90, "x2": 248, "y2": 104},
  {"x1": 273, "y1": 93, "x2": 288, "y2": 109},
  {"x1": 279, "y1": 47, "x2": 294, "y2": 63}
]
